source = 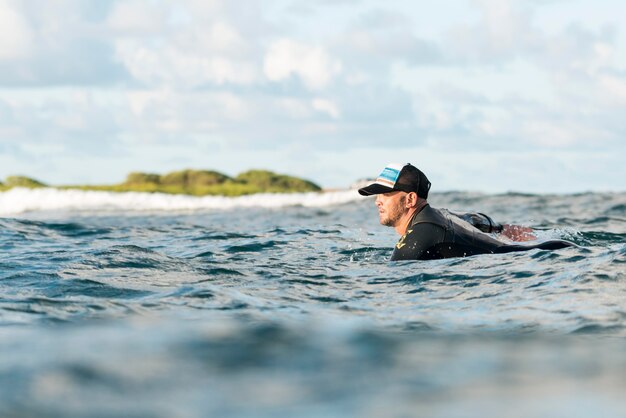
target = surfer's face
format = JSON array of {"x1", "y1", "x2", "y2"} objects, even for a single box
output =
[{"x1": 375, "y1": 191, "x2": 407, "y2": 227}]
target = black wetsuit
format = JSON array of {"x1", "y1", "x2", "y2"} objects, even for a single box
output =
[{"x1": 391, "y1": 205, "x2": 575, "y2": 261}]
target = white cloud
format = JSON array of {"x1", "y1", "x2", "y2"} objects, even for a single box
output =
[
  {"x1": 312, "y1": 98, "x2": 341, "y2": 119},
  {"x1": 598, "y1": 73, "x2": 626, "y2": 105},
  {"x1": 0, "y1": 0, "x2": 127, "y2": 86},
  {"x1": 445, "y1": 0, "x2": 536, "y2": 63},
  {"x1": 205, "y1": 22, "x2": 249, "y2": 53},
  {"x1": 106, "y1": 1, "x2": 168, "y2": 35},
  {"x1": 0, "y1": 0, "x2": 34, "y2": 59},
  {"x1": 264, "y1": 39, "x2": 342, "y2": 90},
  {"x1": 109, "y1": 2, "x2": 261, "y2": 89},
  {"x1": 114, "y1": 38, "x2": 259, "y2": 88}
]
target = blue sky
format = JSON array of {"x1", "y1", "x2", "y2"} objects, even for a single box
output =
[{"x1": 0, "y1": 0, "x2": 625, "y2": 193}]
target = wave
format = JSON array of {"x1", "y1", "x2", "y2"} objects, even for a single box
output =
[{"x1": 0, "y1": 187, "x2": 363, "y2": 215}]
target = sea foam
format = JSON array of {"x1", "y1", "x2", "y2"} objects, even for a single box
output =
[{"x1": 0, "y1": 187, "x2": 363, "y2": 216}]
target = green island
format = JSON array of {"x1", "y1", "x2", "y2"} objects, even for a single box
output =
[{"x1": 0, "y1": 169, "x2": 322, "y2": 196}]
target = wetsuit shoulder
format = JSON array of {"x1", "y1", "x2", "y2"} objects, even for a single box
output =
[
  {"x1": 391, "y1": 205, "x2": 456, "y2": 260},
  {"x1": 391, "y1": 222, "x2": 447, "y2": 261}
]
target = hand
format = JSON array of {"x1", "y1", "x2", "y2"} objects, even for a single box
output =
[{"x1": 500, "y1": 224, "x2": 536, "y2": 242}]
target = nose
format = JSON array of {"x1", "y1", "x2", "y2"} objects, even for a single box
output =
[{"x1": 375, "y1": 194, "x2": 383, "y2": 207}]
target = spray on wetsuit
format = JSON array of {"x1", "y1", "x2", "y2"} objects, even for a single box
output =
[{"x1": 391, "y1": 205, "x2": 575, "y2": 261}]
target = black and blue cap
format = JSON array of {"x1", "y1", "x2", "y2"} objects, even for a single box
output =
[{"x1": 358, "y1": 163, "x2": 431, "y2": 198}]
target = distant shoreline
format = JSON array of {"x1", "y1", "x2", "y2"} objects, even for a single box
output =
[{"x1": 0, "y1": 169, "x2": 323, "y2": 197}]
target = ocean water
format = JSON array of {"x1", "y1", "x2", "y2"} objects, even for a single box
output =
[{"x1": 1, "y1": 188, "x2": 625, "y2": 418}]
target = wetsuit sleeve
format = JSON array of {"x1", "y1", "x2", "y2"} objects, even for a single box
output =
[
  {"x1": 453, "y1": 212, "x2": 503, "y2": 233},
  {"x1": 391, "y1": 223, "x2": 447, "y2": 261}
]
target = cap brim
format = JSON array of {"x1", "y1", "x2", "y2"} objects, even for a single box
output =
[{"x1": 358, "y1": 183, "x2": 394, "y2": 196}]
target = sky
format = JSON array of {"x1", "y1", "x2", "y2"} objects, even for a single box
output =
[{"x1": 0, "y1": 0, "x2": 625, "y2": 194}]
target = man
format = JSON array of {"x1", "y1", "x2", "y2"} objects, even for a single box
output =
[{"x1": 358, "y1": 163, "x2": 574, "y2": 261}]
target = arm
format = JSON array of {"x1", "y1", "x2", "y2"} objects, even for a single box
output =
[
  {"x1": 453, "y1": 212, "x2": 503, "y2": 233},
  {"x1": 500, "y1": 224, "x2": 536, "y2": 242},
  {"x1": 453, "y1": 212, "x2": 536, "y2": 242}
]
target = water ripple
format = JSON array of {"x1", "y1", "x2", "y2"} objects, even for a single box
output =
[{"x1": 2, "y1": 192, "x2": 626, "y2": 416}]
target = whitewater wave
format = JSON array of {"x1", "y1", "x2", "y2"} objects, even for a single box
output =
[{"x1": 0, "y1": 187, "x2": 363, "y2": 216}]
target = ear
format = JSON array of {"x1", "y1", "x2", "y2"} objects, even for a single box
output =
[{"x1": 405, "y1": 192, "x2": 418, "y2": 208}]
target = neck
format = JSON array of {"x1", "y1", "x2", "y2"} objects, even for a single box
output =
[{"x1": 394, "y1": 199, "x2": 427, "y2": 235}]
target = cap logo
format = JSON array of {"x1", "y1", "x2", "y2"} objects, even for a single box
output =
[{"x1": 376, "y1": 164, "x2": 403, "y2": 187}]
